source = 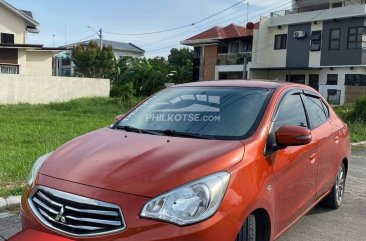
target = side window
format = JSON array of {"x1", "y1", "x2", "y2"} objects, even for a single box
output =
[
  {"x1": 329, "y1": 29, "x2": 341, "y2": 50},
  {"x1": 273, "y1": 94, "x2": 308, "y2": 131},
  {"x1": 303, "y1": 95, "x2": 329, "y2": 129},
  {"x1": 274, "y1": 34, "x2": 287, "y2": 50}
]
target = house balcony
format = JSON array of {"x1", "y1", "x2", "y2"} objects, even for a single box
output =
[
  {"x1": 268, "y1": 1, "x2": 366, "y2": 27},
  {"x1": 217, "y1": 53, "x2": 252, "y2": 66},
  {"x1": 216, "y1": 53, "x2": 251, "y2": 78},
  {"x1": 271, "y1": 0, "x2": 365, "y2": 17}
]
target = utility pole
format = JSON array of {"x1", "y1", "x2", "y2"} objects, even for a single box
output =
[
  {"x1": 247, "y1": 2, "x2": 249, "y2": 24},
  {"x1": 242, "y1": 52, "x2": 248, "y2": 80},
  {"x1": 64, "y1": 24, "x2": 67, "y2": 45},
  {"x1": 243, "y1": 2, "x2": 250, "y2": 80},
  {"x1": 88, "y1": 26, "x2": 103, "y2": 50},
  {"x1": 99, "y1": 28, "x2": 103, "y2": 50}
]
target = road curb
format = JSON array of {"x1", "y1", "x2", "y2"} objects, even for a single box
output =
[
  {"x1": 352, "y1": 141, "x2": 366, "y2": 146},
  {"x1": 0, "y1": 196, "x2": 21, "y2": 209}
]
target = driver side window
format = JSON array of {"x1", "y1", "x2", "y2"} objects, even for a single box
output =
[{"x1": 273, "y1": 94, "x2": 308, "y2": 131}]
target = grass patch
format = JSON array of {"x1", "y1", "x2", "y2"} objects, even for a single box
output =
[
  {"x1": 334, "y1": 102, "x2": 366, "y2": 143},
  {"x1": 0, "y1": 97, "x2": 138, "y2": 197}
]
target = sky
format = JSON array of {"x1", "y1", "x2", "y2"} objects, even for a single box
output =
[{"x1": 6, "y1": 0, "x2": 291, "y2": 58}]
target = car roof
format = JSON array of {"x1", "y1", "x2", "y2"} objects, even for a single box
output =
[{"x1": 173, "y1": 80, "x2": 285, "y2": 89}]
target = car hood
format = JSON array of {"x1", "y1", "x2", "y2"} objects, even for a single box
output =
[{"x1": 40, "y1": 128, "x2": 244, "y2": 197}]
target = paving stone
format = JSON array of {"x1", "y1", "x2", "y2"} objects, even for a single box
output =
[
  {"x1": 5, "y1": 196, "x2": 21, "y2": 207},
  {"x1": 0, "y1": 198, "x2": 6, "y2": 209}
]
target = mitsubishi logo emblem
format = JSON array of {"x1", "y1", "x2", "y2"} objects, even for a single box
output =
[{"x1": 55, "y1": 206, "x2": 66, "y2": 224}]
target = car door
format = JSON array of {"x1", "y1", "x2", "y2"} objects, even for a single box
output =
[
  {"x1": 302, "y1": 93, "x2": 340, "y2": 197},
  {"x1": 268, "y1": 91, "x2": 319, "y2": 235}
]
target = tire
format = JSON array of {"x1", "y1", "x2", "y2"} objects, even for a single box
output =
[
  {"x1": 236, "y1": 214, "x2": 256, "y2": 241},
  {"x1": 322, "y1": 163, "x2": 346, "y2": 209}
]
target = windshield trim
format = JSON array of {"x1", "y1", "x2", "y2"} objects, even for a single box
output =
[{"x1": 112, "y1": 87, "x2": 275, "y2": 141}]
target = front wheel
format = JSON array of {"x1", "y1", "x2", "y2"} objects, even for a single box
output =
[
  {"x1": 236, "y1": 214, "x2": 256, "y2": 241},
  {"x1": 322, "y1": 163, "x2": 346, "y2": 209}
]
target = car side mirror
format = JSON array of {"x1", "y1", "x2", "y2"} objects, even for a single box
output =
[{"x1": 276, "y1": 126, "x2": 312, "y2": 147}]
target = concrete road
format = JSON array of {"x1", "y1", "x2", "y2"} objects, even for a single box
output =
[
  {"x1": 0, "y1": 210, "x2": 21, "y2": 240},
  {"x1": 1, "y1": 150, "x2": 365, "y2": 241}
]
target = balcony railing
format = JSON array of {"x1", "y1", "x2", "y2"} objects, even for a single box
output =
[
  {"x1": 217, "y1": 53, "x2": 252, "y2": 66},
  {"x1": 271, "y1": 0, "x2": 365, "y2": 17}
]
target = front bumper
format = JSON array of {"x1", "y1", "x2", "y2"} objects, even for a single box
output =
[{"x1": 21, "y1": 174, "x2": 241, "y2": 241}]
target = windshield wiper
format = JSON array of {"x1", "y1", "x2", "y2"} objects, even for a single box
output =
[
  {"x1": 115, "y1": 125, "x2": 161, "y2": 136},
  {"x1": 159, "y1": 129, "x2": 215, "y2": 140}
]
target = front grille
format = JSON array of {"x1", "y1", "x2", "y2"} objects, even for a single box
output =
[{"x1": 28, "y1": 186, "x2": 126, "y2": 237}]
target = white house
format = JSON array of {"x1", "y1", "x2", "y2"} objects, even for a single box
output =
[
  {"x1": 55, "y1": 39, "x2": 145, "y2": 76},
  {"x1": 0, "y1": 0, "x2": 61, "y2": 76}
]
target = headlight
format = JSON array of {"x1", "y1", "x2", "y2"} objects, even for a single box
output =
[
  {"x1": 27, "y1": 153, "x2": 52, "y2": 186},
  {"x1": 140, "y1": 172, "x2": 230, "y2": 226}
]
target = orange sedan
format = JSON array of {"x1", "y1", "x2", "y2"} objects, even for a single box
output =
[{"x1": 21, "y1": 80, "x2": 351, "y2": 241}]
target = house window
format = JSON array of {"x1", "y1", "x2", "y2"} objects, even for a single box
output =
[
  {"x1": 327, "y1": 74, "x2": 338, "y2": 85},
  {"x1": 1, "y1": 33, "x2": 15, "y2": 44},
  {"x1": 286, "y1": 75, "x2": 305, "y2": 84},
  {"x1": 327, "y1": 89, "x2": 341, "y2": 105},
  {"x1": 274, "y1": 34, "x2": 287, "y2": 50},
  {"x1": 347, "y1": 27, "x2": 364, "y2": 49},
  {"x1": 0, "y1": 64, "x2": 19, "y2": 74},
  {"x1": 345, "y1": 74, "x2": 366, "y2": 86},
  {"x1": 310, "y1": 31, "x2": 322, "y2": 51},
  {"x1": 329, "y1": 29, "x2": 341, "y2": 50},
  {"x1": 193, "y1": 47, "x2": 201, "y2": 58},
  {"x1": 332, "y1": 2, "x2": 343, "y2": 8},
  {"x1": 61, "y1": 57, "x2": 71, "y2": 66},
  {"x1": 309, "y1": 74, "x2": 319, "y2": 91}
]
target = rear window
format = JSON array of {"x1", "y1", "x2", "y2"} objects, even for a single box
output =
[
  {"x1": 303, "y1": 95, "x2": 329, "y2": 129},
  {"x1": 119, "y1": 87, "x2": 273, "y2": 140}
]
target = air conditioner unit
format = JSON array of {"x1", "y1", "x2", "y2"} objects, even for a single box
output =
[{"x1": 294, "y1": 31, "x2": 306, "y2": 38}]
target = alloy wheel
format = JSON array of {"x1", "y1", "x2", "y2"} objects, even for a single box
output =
[{"x1": 335, "y1": 166, "x2": 345, "y2": 205}]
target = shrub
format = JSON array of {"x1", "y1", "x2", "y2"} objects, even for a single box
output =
[
  {"x1": 354, "y1": 96, "x2": 366, "y2": 121},
  {"x1": 110, "y1": 82, "x2": 136, "y2": 107}
]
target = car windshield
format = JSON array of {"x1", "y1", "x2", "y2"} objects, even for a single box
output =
[{"x1": 116, "y1": 87, "x2": 273, "y2": 140}]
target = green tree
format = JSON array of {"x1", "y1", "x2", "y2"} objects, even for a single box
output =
[
  {"x1": 72, "y1": 41, "x2": 115, "y2": 78},
  {"x1": 112, "y1": 56, "x2": 171, "y2": 97},
  {"x1": 167, "y1": 48, "x2": 194, "y2": 83},
  {"x1": 111, "y1": 48, "x2": 194, "y2": 100}
]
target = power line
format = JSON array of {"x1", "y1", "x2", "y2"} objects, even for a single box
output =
[
  {"x1": 143, "y1": 0, "x2": 292, "y2": 50},
  {"x1": 104, "y1": 0, "x2": 246, "y2": 36},
  {"x1": 145, "y1": 0, "x2": 294, "y2": 54}
]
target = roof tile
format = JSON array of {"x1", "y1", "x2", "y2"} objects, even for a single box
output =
[{"x1": 186, "y1": 24, "x2": 254, "y2": 41}]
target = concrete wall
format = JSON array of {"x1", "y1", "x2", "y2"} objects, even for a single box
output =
[
  {"x1": 25, "y1": 51, "x2": 53, "y2": 76},
  {"x1": 0, "y1": 4, "x2": 27, "y2": 44},
  {"x1": 251, "y1": 17, "x2": 288, "y2": 68},
  {"x1": 287, "y1": 23, "x2": 311, "y2": 68},
  {"x1": 345, "y1": 86, "x2": 366, "y2": 103},
  {"x1": 0, "y1": 75, "x2": 110, "y2": 104}
]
